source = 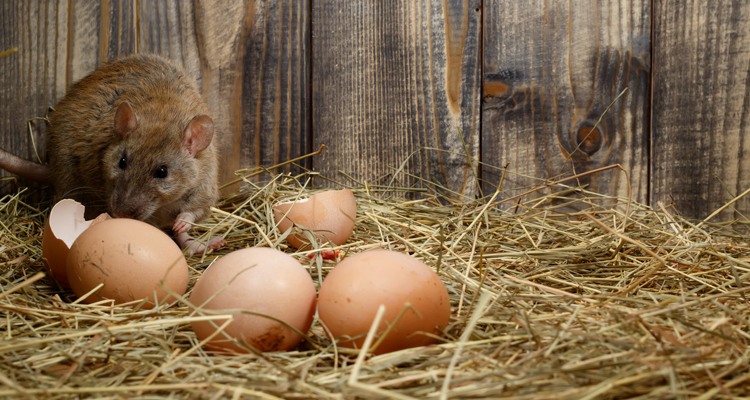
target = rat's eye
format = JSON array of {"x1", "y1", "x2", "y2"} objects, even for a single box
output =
[
  {"x1": 118, "y1": 155, "x2": 127, "y2": 169},
  {"x1": 155, "y1": 165, "x2": 168, "y2": 179}
]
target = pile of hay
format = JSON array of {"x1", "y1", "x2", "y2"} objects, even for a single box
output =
[{"x1": 1, "y1": 166, "x2": 750, "y2": 399}]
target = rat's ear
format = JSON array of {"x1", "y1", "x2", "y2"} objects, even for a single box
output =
[
  {"x1": 182, "y1": 114, "x2": 214, "y2": 157},
  {"x1": 114, "y1": 101, "x2": 138, "y2": 139}
]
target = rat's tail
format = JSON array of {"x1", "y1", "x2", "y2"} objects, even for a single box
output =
[{"x1": 0, "y1": 148, "x2": 52, "y2": 183}]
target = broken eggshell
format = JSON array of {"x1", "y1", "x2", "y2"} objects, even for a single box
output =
[
  {"x1": 42, "y1": 199, "x2": 110, "y2": 287},
  {"x1": 272, "y1": 189, "x2": 357, "y2": 249}
]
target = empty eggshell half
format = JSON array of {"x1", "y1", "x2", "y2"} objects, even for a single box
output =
[
  {"x1": 42, "y1": 199, "x2": 110, "y2": 287},
  {"x1": 273, "y1": 189, "x2": 357, "y2": 249}
]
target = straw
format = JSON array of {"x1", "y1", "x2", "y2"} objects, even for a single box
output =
[{"x1": 1, "y1": 158, "x2": 750, "y2": 398}]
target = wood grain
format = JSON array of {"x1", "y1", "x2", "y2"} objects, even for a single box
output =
[
  {"x1": 239, "y1": 0, "x2": 310, "y2": 175},
  {"x1": 311, "y1": 0, "x2": 482, "y2": 199},
  {"x1": 2, "y1": 0, "x2": 750, "y2": 222},
  {"x1": 652, "y1": 0, "x2": 750, "y2": 221},
  {"x1": 0, "y1": 0, "x2": 69, "y2": 193},
  {"x1": 482, "y1": 0, "x2": 651, "y2": 207}
]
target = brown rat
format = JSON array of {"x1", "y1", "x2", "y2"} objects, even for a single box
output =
[{"x1": 0, "y1": 53, "x2": 223, "y2": 253}]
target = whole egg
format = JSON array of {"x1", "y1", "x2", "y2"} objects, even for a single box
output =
[
  {"x1": 318, "y1": 250, "x2": 451, "y2": 354},
  {"x1": 190, "y1": 247, "x2": 317, "y2": 353},
  {"x1": 66, "y1": 218, "x2": 188, "y2": 308}
]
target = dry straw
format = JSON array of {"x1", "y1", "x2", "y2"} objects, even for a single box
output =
[{"x1": 1, "y1": 158, "x2": 750, "y2": 399}]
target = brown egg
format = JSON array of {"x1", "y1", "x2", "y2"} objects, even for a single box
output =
[
  {"x1": 66, "y1": 218, "x2": 188, "y2": 308},
  {"x1": 318, "y1": 250, "x2": 451, "y2": 354},
  {"x1": 190, "y1": 247, "x2": 317, "y2": 353},
  {"x1": 42, "y1": 199, "x2": 110, "y2": 287},
  {"x1": 273, "y1": 189, "x2": 356, "y2": 249}
]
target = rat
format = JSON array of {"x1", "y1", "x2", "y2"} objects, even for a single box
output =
[{"x1": 0, "y1": 53, "x2": 224, "y2": 254}]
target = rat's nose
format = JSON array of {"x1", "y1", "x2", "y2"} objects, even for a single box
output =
[
  {"x1": 111, "y1": 209, "x2": 136, "y2": 219},
  {"x1": 111, "y1": 204, "x2": 143, "y2": 220},
  {"x1": 111, "y1": 192, "x2": 148, "y2": 220}
]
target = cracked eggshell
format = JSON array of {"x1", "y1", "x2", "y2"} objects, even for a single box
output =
[
  {"x1": 190, "y1": 247, "x2": 317, "y2": 353},
  {"x1": 65, "y1": 218, "x2": 188, "y2": 308},
  {"x1": 318, "y1": 250, "x2": 451, "y2": 355},
  {"x1": 273, "y1": 189, "x2": 357, "y2": 249},
  {"x1": 42, "y1": 199, "x2": 110, "y2": 287}
]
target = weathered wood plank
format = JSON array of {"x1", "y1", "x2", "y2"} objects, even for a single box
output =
[
  {"x1": 312, "y1": 0, "x2": 482, "y2": 199},
  {"x1": 102, "y1": 0, "x2": 137, "y2": 61},
  {"x1": 0, "y1": 0, "x2": 69, "y2": 193},
  {"x1": 240, "y1": 0, "x2": 310, "y2": 174},
  {"x1": 68, "y1": 0, "x2": 101, "y2": 85},
  {"x1": 6, "y1": 0, "x2": 749, "y2": 221},
  {"x1": 482, "y1": 0, "x2": 651, "y2": 207},
  {"x1": 137, "y1": 0, "x2": 203, "y2": 93},
  {"x1": 652, "y1": 0, "x2": 750, "y2": 220}
]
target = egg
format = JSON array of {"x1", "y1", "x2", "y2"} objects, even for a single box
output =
[
  {"x1": 318, "y1": 250, "x2": 451, "y2": 354},
  {"x1": 273, "y1": 189, "x2": 356, "y2": 249},
  {"x1": 190, "y1": 247, "x2": 317, "y2": 353},
  {"x1": 42, "y1": 199, "x2": 110, "y2": 287},
  {"x1": 66, "y1": 218, "x2": 188, "y2": 308}
]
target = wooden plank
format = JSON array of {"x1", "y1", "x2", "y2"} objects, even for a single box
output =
[
  {"x1": 136, "y1": 0, "x2": 203, "y2": 98},
  {"x1": 0, "y1": 0, "x2": 69, "y2": 193},
  {"x1": 482, "y1": 0, "x2": 651, "y2": 207},
  {"x1": 312, "y1": 0, "x2": 482, "y2": 198},
  {"x1": 68, "y1": 0, "x2": 101, "y2": 84},
  {"x1": 652, "y1": 0, "x2": 750, "y2": 220},
  {"x1": 240, "y1": 0, "x2": 311, "y2": 174},
  {"x1": 101, "y1": 0, "x2": 137, "y2": 61},
  {"x1": 136, "y1": 0, "x2": 199, "y2": 71}
]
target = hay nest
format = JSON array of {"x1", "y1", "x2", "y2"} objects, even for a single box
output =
[{"x1": 2, "y1": 163, "x2": 750, "y2": 400}]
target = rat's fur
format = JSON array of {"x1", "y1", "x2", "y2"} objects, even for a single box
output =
[
  {"x1": 48, "y1": 53, "x2": 219, "y2": 232},
  {"x1": 0, "y1": 54, "x2": 221, "y2": 252}
]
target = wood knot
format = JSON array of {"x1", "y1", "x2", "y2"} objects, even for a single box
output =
[
  {"x1": 576, "y1": 126, "x2": 602, "y2": 156},
  {"x1": 483, "y1": 82, "x2": 509, "y2": 98}
]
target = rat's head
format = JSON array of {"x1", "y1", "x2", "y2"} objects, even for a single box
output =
[{"x1": 103, "y1": 101, "x2": 214, "y2": 225}]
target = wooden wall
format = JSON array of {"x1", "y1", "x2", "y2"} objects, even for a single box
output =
[
  {"x1": 483, "y1": 0, "x2": 650, "y2": 206},
  {"x1": 313, "y1": 0, "x2": 480, "y2": 198},
  {"x1": 1, "y1": 0, "x2": 749, "y2": 220},
  {"x1": 652, "y1": 0, "x2": 750, "y2": 221}
]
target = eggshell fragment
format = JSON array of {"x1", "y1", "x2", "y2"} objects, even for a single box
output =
[
  {"x1": 273, "y1": 189, "x2": 356, "y2": 249},
  {"x1": 42, "y1": 199, "x2": 110, "y2": 287},
  {"x1": 66, "y1": 218, "x2": 188, "y2": 308},
  {"x1": 190, "y1": 247, "x2": 316, "y2": 353},
  {"x1": 318, "y1": 250, "x2": 451, "y2": 354}
]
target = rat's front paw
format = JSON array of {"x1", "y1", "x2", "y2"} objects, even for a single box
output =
[
  {"x1": 173, "y1": 212, "x2": 195, "y2": 233},
  {"x1": 206, "y1": 237, "x2": 226, "y2": 251},
  {"x1": 175, "y1": 232, "x2": 225, "y2": 255}
]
